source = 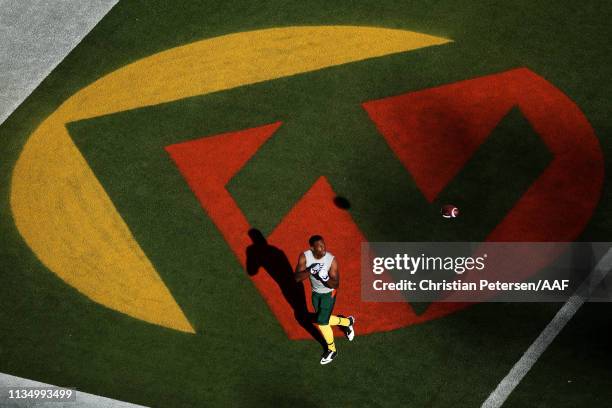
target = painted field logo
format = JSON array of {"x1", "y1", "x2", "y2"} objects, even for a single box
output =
[
  {"x1": 10, "y1": 26, "x2": 603, "y2": 337},
  {"x1": 166, "y1": 68, "x2": 603, "y2": 339}
]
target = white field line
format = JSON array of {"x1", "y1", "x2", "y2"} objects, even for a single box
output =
[
  {"x1": 0, "y1": 372, "x2": 149, "y2": 407},
  {"x1": 482, "y1": 247, "x2": 612, "y2": 408}
]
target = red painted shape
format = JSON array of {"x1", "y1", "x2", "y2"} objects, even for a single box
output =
[
  {"x1": 165, "y1": 122, "x2": 282, "y2": 261},
  {"x1": 166, "y1": 68, "x2": 604, "y2": 338},
  {"x1": 364, "y1": 68, "x2": 604, "y2": 304},
  {"x1": 363, "y1": 68, "x2": 604, "y2": 243},
  {"x1": 362, "y1": 74, "x2": 515, "y2": 203},
  {"x1": 484, "y1": 69, "x2": 604, "y2": 242},
  {"x1": 166, "y1": 123, "x2": 423, "y2": 339}
]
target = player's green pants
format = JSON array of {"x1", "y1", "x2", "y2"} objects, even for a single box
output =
[{"x1": 312, "y1": 290, "x2": 336, "y2": 325}]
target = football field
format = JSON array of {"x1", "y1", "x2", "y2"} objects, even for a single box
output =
[{"x1": 2, "y1": 1, "x2": 612, "y2": 407}]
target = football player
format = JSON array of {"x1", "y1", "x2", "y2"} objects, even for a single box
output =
[{"x1": 294, "y1": 235, "x2": 355, "y2": 364}]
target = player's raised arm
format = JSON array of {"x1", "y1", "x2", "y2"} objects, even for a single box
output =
[{"x1": 294, "y1": 252, "x2": 312, "y2": 282}]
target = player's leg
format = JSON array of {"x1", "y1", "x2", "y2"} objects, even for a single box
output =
[
  {"x1": 327, "y1": 291, "x2": 355, "y2": 341},
  {"x1": 315, "y1": 293, "x2": 335, "y2": 351},
  {"x1": 329, "y1": 315, "x2": 350, "y2": 327},
  {"x1": 314, "y1": 292, "x2": 337, "y2": 364},
  {"x1": 312, "y1": 291, "x2": 331, "y2": 346},
  {"x1": 334, "y1": 315, "x2": 355, "y2": 341}
]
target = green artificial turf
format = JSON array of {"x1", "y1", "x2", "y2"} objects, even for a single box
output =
[{"x1": 2, "y1": 0, "x2": 612, "y2": 406}]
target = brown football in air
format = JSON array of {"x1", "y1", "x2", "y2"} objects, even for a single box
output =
[{"x1": 441, "y1": 204, "x2": 459, "y2": 218}]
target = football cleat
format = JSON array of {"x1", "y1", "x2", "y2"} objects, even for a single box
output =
[
  {"x1": 345, "y1": 316, "x2": 355, "y2": 341},
  {"x1": 320, "y1": 350, "x2": 337, "y2": 365},
  {"x1": 338, "y1": 315, "x2": 355, "y2": 341}
]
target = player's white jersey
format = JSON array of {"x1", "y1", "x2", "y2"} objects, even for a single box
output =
[{"x1": 304, "y1": 249, "x2": 334, "y2": 294}]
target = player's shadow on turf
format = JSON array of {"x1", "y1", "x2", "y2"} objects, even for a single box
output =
[{"x1": 245, "y1": 228, "x2": 326, "y2": 350}]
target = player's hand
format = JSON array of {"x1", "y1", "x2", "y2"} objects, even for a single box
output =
[{"x1": 309, "y1": 263, "x2": 323, "y2": 275}]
